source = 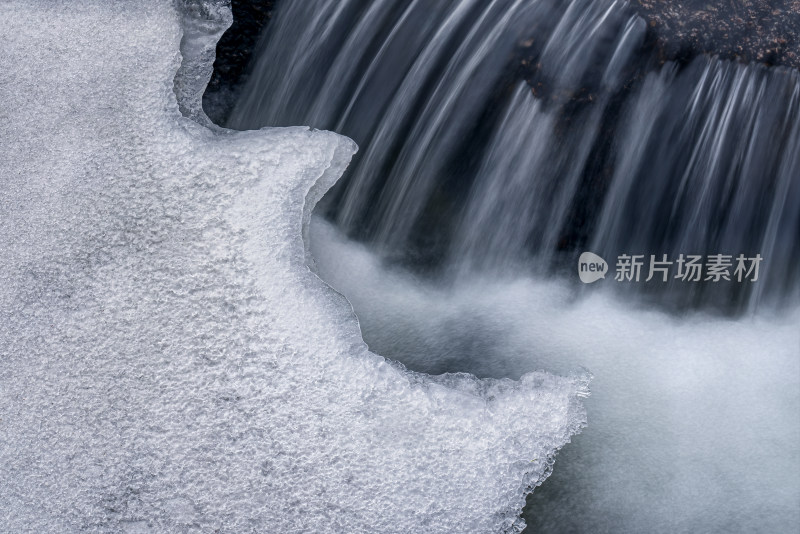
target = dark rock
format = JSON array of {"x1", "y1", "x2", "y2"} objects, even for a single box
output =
[
  {"x1": 203, "y1": 0, "x2": 274, "y2": 124},
  {"x1": 629, "y1": 0, "x2": 800, "y2": 69}
]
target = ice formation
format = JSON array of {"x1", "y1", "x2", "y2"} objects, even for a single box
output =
[
  {"x1": 0, "y1": 2, "x2": 587, "y2": 532},
  {"x1": 173, "y1": 0, "x2": 232, "y2": 126}
]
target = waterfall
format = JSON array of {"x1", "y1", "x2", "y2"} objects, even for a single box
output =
[
  {"x1": 229, "y1": 0, "x2": 799, "y2": 312},
  {"x1": 590, "y1": 59, "x2": 800, "y2": 311},
  {"x1": 226, "y1": 1, "x2": 800, "y2": 532}
]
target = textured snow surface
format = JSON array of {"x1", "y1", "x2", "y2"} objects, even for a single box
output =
[{"x1": 0, "y1": 2, "x2": 587, "y2": 533}]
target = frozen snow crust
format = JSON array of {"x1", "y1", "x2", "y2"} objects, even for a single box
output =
[{"x1": 0, "y1": 1, "x2": 587, "y2": 532}]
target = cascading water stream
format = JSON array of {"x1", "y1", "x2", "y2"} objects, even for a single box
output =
[
  {"x1": 453, "y1": 57, "x2": 800, "y2": 311},
  {"x1": 232, "y1": 0, "x2": 563, "y2": 257},
  {"x1": 226, "y1": 0, "x2": 800, "y2": 531},
  {"x1": 589, "y1": 59, "x2": 800, "y2": 310},
  {"x1": 230, "y1": 0, "x2": 799, "y2": 311}
]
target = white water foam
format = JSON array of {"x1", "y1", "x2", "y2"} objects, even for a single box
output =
[
  {"x1": 310, "y1": 216, "x2": 800, "y2": 533},
  {"x1": 0, "y1": 2, "x2": 586, "y2": 532}
]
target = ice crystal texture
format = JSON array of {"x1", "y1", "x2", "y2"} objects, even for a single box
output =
[{"x1": 0, "y1": 2, "x2": 586, "y2": 532}]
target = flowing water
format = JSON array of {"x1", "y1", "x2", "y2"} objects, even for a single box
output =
[{"x1": 227, "y1": 0, "x2": 800, "y2": 531}]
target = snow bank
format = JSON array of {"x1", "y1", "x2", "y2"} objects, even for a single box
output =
[{"x1": 0, "y1": 1, "x2": 586, "y2": 533}]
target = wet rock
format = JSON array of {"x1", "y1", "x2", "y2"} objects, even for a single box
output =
[{"x1": 630, "y1": 0, "x2": 800, "y2": 68}]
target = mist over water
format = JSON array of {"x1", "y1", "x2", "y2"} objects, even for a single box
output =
[
  {"x1": 311, "y1": 217, "x2": 800, "y2": 533},
  {"x1": 228, "y1": 0, "x2": 800, "y2": 530}
]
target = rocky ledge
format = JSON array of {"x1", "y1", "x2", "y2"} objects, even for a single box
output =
[{"x1": 631, "y1": 0, "x2": 799, "y2": 69}]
